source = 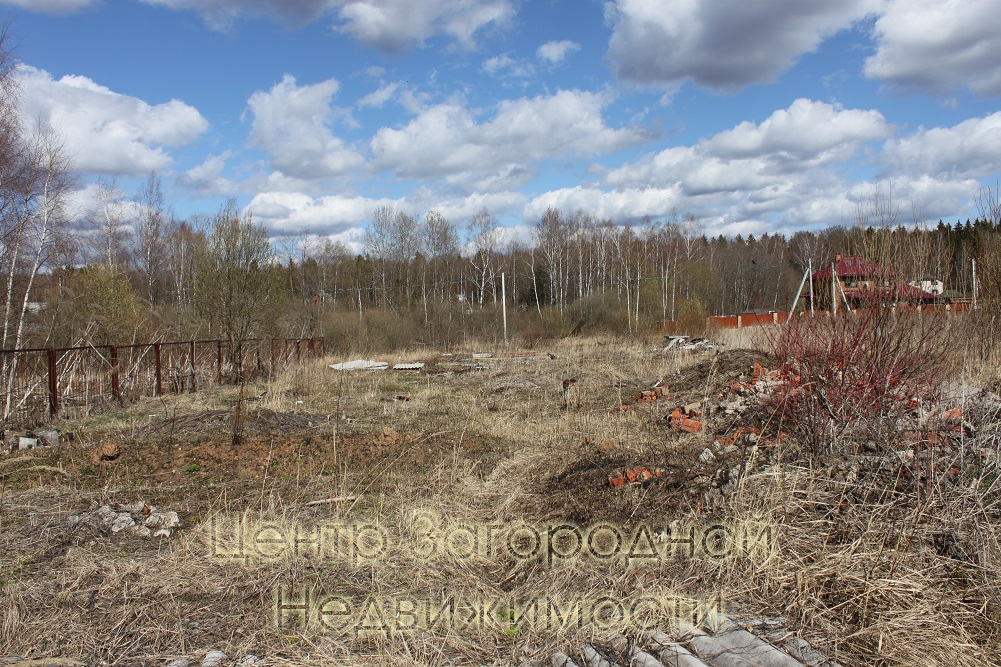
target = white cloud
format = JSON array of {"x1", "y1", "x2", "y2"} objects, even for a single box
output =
[
  {"x1": 537, "y1": 40, "x2": 580, "y2": 64},
  {"x1": 608, "y1": 99, "x2": 888, "y2": 191},
  {"x1": 358, "y1": 82, "x2": 400, "y2": 108},
  {"x1": 245, "y1": 74, "x2": 364, "y2": 180},
  {"x1": 176, "y1": 152, "x2": 237, "y2": 197},
  {"x1": 16, "y1": 65, "x2": 208, "y2": 175},
  {"x1": 138, "y1": 0, "x2": 514, "y2": 50},
  {"x1": 882, "y1": 112, "x2": 1001, "y2": 179},
  {"x1": 333, "y1": 0, "x2": 516, "y2": 52},
  {"x1": 865, "y1": 0, "x2": 1001, "y2": 97},
  {"x1": 371, "y1": 89, "x2": 650, "y2": 185},
  {"x1": 705, "y1": 98, "x2": 890, "y2": 164},
  {"x1": 524, "y1": 185, "x2": 685, "y2": 223},
  {"x1": 525, "y1": 98, "x2": 983, "y2": 233},
  {"x1": 246, "y1": 189, "x2": 523, "y2": 237},
  {"x1": 0, "y1": 0, "x2": 93, "y2": 12},
  {"x1": 482, "y1": 54, "x2": 533, "y2": 77},
  {"x1": 605, "y1": 0, "x2": 879, "y2": 89}
]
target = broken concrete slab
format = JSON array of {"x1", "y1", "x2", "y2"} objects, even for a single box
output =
[
  {"x1": 68, "y1": 501, "x2": 181, "y2": 539},
  {"x1": 37, "y1": 429, "x2": 59, "y2": 447},
  {"x1": 393, "y1": 362, "x2": 425, "y2": 370},
  {"x1": 329, "y1": 359, "x2": 389, "y2": 371}
]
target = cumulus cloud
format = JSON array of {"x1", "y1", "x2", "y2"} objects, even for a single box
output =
[
  {"x1": 524, "y1": 185, "x2": 685, "y2": 223},
  {"x1": 537, "y1": 40, "x2": 580, "y2": 64},
  {"x1": 865, "y1": 0, "x2": 1001, "y2": 97},
  {"x1": 525, "y1": 98, "x2": 981, "y2": 233},
  {"x1": 605, "y1": 0, "x2": 879, "y2": 89},
  {"x1": 0, "y1": 0, "x2": 93, "y2": 12},
  {"x1": 881, "y1": 112, "x2": 1001, "y2": 179},
  {"x1": 335, "y1": 0, "x2": 515, "y2": 51},
  {"x1": 608, "y1": 99, "x2": 888, "y2": 191},
  {"x1": 176, "y1": 152, "x2": 237, "y2": 197},
  {"x1": 705, "y1": 98, "x2": 890, "y2": 163},
  {"x1": 371, "y1": 89, "x2": 650, "y2": 186},
  {"x1": 246, "y1": 189, "x2": 523, "y2": 237},
  {"x1": 16, "y1": 65, "x2": 208, "y2": 175},
  {"x1": 245, "y1": 74, "x2": 364, "y2": 180},
  {"x1": 139, "y1": 0, "x2": 514, "y2": 49}
]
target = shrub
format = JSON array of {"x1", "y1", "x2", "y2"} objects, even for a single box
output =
[{"x1": 766, "y1": 304, "x2": 954, "y2": 454}]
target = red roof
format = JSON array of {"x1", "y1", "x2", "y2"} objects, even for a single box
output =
[{"x1": 812, "y1": 256, "x2": 893, "y2": 280}]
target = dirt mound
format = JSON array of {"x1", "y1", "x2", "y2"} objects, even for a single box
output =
[
  {"x1": 665, "y1": 349, "x2": 771, "y2": 403},
  {"x1": 534, "y1": 452, "x2": 702, "y2": 526}
]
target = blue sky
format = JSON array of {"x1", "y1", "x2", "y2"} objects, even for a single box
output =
[{"x1": 4, "y1": 0, "x2": 1001, "y2": 250}]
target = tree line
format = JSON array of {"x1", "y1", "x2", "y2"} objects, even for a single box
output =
[{"x1": 4, "y1": 29, "x2": 1001, "y2": 357}]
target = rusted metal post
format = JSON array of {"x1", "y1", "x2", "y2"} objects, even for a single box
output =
[
  {"x1": 154, "y1": 343, "x2": 162, "y2": 396},
  {"x1": 217, "y1": 340, "x2": 223, "y2": 385},
  {"x1": 110, "y1": 345, "x2": 120, "y2": 401},
  {"x1": 47, "y1": 347, "x2": 58, "y2": 418},
  {"x1": 189, "y1": 340, "x2": 197, "y2": 393}
]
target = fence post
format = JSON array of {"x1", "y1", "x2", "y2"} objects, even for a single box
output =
[
  {"x1": 217, "y1": 340, "x2": 223, "y2": 385},
  {"x1": 47, "y1": 347, "x2": 58, "y2": 418},
  {"x1": 110, "y1": 345, "x2": 120, "y2": 402},
  {"x1": 154, "y1": 343, "x2": 162, "y2": 396},
  {"x1": 189, "y1": 340, "x2": 197, "y2": 393}
]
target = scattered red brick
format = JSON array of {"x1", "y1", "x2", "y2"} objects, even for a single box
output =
[
  {"x1": 608, "y1": 467, "x2": 664, "y2": 487},
  {"x1": 668, "y1": 405, "x2": 703, "y2": 433}
]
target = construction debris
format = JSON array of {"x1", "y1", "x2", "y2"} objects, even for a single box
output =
[
  {"x1": 608, "y1": 467, "x2": 664, "y2": 487},
  {"x1": 68, "y1": 500, "x2": 181, "y2": 539},
  {"x1": 551, "y1": 613, "x2": 844, "y2": 667},
  {"x1": 663, "y1": 336, "x2": 717, "y2": 352},
  {"x1": 392, "y1": 362, "x2": 425, "y2": 370},
  {"x1": 667, "y1": 402, "x2": 703, "y2": 433},
  {"x1": 329, "y1": 359, "x2": 388, "y2": 371}
]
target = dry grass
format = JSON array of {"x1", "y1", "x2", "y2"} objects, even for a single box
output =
[{"x1": 0, "y1": 333, "x2": 999, "y2": 666}]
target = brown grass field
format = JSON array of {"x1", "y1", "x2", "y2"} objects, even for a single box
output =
[{"x1": 1, "y1": 329, "x2": 999, "y2": 666}]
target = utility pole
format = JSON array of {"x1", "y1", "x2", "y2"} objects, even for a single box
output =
[
  {"x1": 501, "y1": 272, "x2": 508, "y2": 344},
  {"x1": 972, "y1": 259, "x2": 978, "y2": 310},
  {"x1": 808, "y1": 259, "x2": 814, "y2": 316}
]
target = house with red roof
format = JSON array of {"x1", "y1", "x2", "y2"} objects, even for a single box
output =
[{"x1": 804, "y1": 254, "x2": 939, "y2": 311}]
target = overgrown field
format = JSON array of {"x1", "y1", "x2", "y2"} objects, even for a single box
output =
[{"x1": 1, "y1": 324, "x2": 1000, "y2": 666}]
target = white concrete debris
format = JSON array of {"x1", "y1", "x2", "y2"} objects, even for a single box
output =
[
  {"x1": 164, "y1": 660, "x2": 190, "y2": 667},
  {"x1": 329, "y1": 359, "x2": 389, "y2": 371},
  {"x1": 200, "y1": 651, "x2": 227, "y2": 667},
  {"x1": 69, "y1": 501, "x2": 181, "y2": 538},
  {"x1": 393, "y1": 362, "x2": 425, "y2": 370},
  {"x1": 17, "y1": 437, "x2": 36, "y2": 450},
  {"x1": 37, "y1": 429, "x2": 59, "y2": 447}
]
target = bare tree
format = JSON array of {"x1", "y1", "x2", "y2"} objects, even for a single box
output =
[
  {"x1": 193, "y1": 199, "x2": 280, "y2": 371},
  {"x1": 91, "y1": 176, "x2": 129, "y2": 270},
  {"x1": 133, "y1": 172, "x2": 167, "y2": 305},
  {"x1": 468, "y1": 207, "x2": 500, "y2": 305}
]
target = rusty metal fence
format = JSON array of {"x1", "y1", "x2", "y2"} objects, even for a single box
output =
[{"x1": 0, "y1": 337, "x2": 324, "y2": 428}]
